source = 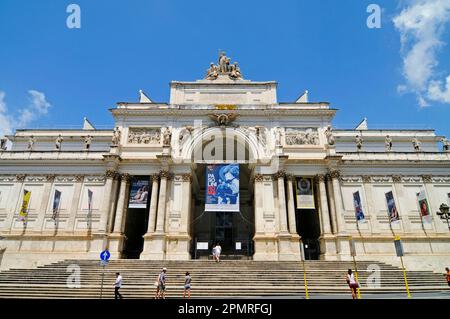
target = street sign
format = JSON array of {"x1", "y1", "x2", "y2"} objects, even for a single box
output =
[
  {"x1": 100, "y1": 260, "x2": 109, "y2": 266},
  {"x1": 394, "y1": 236, "x2": 404, "y2": 257},
  {"x1": 100, "y1": 249, "x2": 110, "y2": 261}
]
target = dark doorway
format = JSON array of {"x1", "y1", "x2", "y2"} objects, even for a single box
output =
[
  {"x1": 293, "y1": 178, "x2": 321, "y2": 260},
  {"x1": 215, "y1": 212, "x2": 234, "y2": 253},
  {"x1": 121, "y1": 178, "x2": 151, "y2": 259}
]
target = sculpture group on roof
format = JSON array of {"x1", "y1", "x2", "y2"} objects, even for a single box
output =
[{"x1": 205, "y1": 51, "x2": 243, "y2": 80}]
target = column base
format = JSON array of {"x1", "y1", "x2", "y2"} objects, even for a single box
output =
[
  {"x1": 252, "y1": 233, "x2": 279, "y2": 261},
  {"x1": 165, "y1": 234, "x2": 191, "y2": 260},
  {"x1": 318, "y1": 234, "x2": 338, "y2": 260},
  {"x1": 277, "y1": 232, "x2": 301, "y2": 261},
  {"x1": 107, "y1": 233, "x2": 125, "y2": 259},
  {"x1": 140, "y1": 232, "x2": 166, "y2": 260}
]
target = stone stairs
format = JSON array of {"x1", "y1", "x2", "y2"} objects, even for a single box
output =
[{"x1": 0, "y1": 259, "x2": 447, "y2": 298}]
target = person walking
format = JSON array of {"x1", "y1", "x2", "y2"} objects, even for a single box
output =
[
  {"x1": 346, "y1": 269, "x2": 359, "y2": 299},
  {"x1": 212, "y1": 243, "x2": 222, "y2": 262},
  {"x1": 445, "y1": 267, "x2": 450, "y2": 287},
  {"x1": 114, "y1": 272, "x2": 123, "y2": 299},
  {"x1": 183, "y1": 271, "x2": 191, "y2": 299},
  {"x1": 155, "y1": 267, "x2": 167, "y2": 299}
]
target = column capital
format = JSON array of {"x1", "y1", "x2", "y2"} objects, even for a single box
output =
[
  {"x1": 45, "y1": 174, "x2": 56, "y2": 182},
  {"x1": 392, "y1": 175, "x2": 402, "y2": 183},
  {"x1": 285, "y1": 174, "x2": 295, "y2": 181},
  {"x1": 274, "y1": 170, "x2": 286, "y2": 179},
  {"x1": 328, "y1": 169, "x2": 340, "y2": 179},
  {"x1": 421, "y1": 175, "x2": 432, "y2": 183},
  {"x1": 159, "y1": 170, "x2": 171, "y2": 179},
  {"x1": 315, "y1": 174, "x2": 326, "y2": 182},
  {"x1": 253, "y1": 174, "x2": 264, "y2": 182},
  {"x1": 105, "y1": 169, "x2": 117, "y2": 179},
  {"x1": 74, "y1": 175, "x2": 84, "y2": 183},
  {"x1": 150, "y1": 174, "x2": 160, "y2": 182},
  {"x1": 362, "y1": 175, "x2": 372, "y2": 183},
  {"x1": 121, "y1": 173, "x2": 131, "y2": 182},
  {"x1": 181, "y1": 173, "x2": 193, "y2": 183},
  {"x1": 15, "y1": 174, "x2": 26, "y2": 182}
]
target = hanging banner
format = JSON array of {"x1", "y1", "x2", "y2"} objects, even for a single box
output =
[
  {"x1": 87, "y1": 189, "x2": 93, "y2": 228},
  {"x1": 353, "y1": 191, "x2": 366, "y2": 222},
  {"x1": 128, "y1": 179, "x2": 150, "y2": 209},
  {"x1": 19, "y1": 189, "x2": 31, "y2": 222},
  {"x1": 417, "y1": 190, "x2": 431, "y2": 223},
  {"x1": 385, "y1": 191, "x2": 400, "y2": 223},
  {"x1": 205, "y1": 164, "x2": 240, "y2": 212},
  {"x1": 295, "y1": 177, "x2": 315, "y2": 209},
  {"x1": 51, "y1": 190, "x2": 62, "y2": 221}
]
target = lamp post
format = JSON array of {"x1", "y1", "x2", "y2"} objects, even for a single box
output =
[{"x1": 436, "y1": 203, "x2": 450, "y2": 230}]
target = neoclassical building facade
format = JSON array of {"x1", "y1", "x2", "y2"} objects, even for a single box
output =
[{"x1": 0, "y1": 55, "x2": 449, "y2": 271}]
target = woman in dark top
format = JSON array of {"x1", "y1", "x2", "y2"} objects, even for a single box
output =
[{"x1": 183, "y1": 272, "x2": 191, "y2": 299}]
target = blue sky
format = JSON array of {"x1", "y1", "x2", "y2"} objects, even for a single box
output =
[{"x1": 1, "y1": 0, "x2": 449, "y2": 137}]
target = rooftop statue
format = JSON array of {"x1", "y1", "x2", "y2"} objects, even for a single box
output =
[{"x1": 205, "y1": 51, "x2": 243, "y2": 80}]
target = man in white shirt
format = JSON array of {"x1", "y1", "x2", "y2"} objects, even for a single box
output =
[{"x1": 114, "y1": 272, "x2": 123, "y2": 299}]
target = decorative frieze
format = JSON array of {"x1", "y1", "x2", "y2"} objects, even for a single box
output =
[
  {"x1": 84, "y1": 175, "x2": 105, "y2": 183},
  {"x1": 371, "y1": 176, "x2": 392, "y2": 183},
  {"x1": 340, "y1": 176, "x2": 362, "y2": 183},
  {"x1": 128, "y1": 127, "x2": 161, "y2": 145},
  {"x1": 401, "y1": 176, "x2": 422, "y2": 184},
  {"x1": 431, "y1": 176, "x2": 450, "y2": 183},
  {"x1": 284, "y1": 127, "x2": 319, "y2": 146}
]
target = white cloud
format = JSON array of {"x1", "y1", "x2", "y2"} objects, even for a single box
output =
[
  {"x1": 0, "y1": 90, "x2": 52, "y2": 138},
  {"x1": 393, "y1": 0, "x2": 450, "y2": 106}
]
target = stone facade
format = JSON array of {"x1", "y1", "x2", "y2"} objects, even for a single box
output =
[{"x1": 0, "y1": 57, "x2": 449, "y2": 272}]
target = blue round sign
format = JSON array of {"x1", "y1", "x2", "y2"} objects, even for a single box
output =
[{"x1": 100, "y1": 249, "x2": 110, "y2": 261}]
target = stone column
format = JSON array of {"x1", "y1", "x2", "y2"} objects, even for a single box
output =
[
  {"x1": 330, "y1": 170, "x2": 347, "y2": 235},
  {"x1": 316, "y1": 174, "x2": 332, "y2": 235},
  {"x1": 155, "y1": 170, "x2": 169, "y2": 234},
  {"x1": 98, "y1": 169, "x2": 116, "y2": 234},
  {"x1": 112, "y1": 174, "x2": 131, "y2": 234},
  {"x1": 145, "y1": 174, "x2": 160, "y2": 235},
  {"x1": 276, "y1": 171, "x2": 289, "y2": 234},
  {"x1": 326, "y1": 175, "x2": 338, "y2": 234},
  {"x1": 392, "y1": 175, "x2": 411, "y2": 233},
  {"x1": 422, "y1": 175, "x2": 447, "y2": 233},
  {"x1": 66, "y1": 175, "x2": 84, "y2": 233},
  {"x1": 253, "y1": 174, "x2": 265, "y2": 235},
  {"x1": 141, "y1": 170, "x2": 169, "y2": 260},
  {"x1": 285, "y1": 174, "x2": 298, "y2": 235},
  {"x1": 107, "y1": 174, "x2": 121, "y2": 233},
  {"x1": 35, "y1": 175, "x2": 55, "y2": 232},
  {"x1": 5, "y1": 174, "x2": 26, "y2": 231},
  {"x1": 275, "y1": 171, "x2": 300, "y2": 261},
  {"x1": 362, "y1": 176, "x2": 379, "y2": 235}
]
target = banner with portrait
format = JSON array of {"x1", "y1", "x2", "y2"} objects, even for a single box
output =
[
  {"x1": 385, "y1": 191, "x2": 399, "y2": 223},
  {"x1": 353, "y1": 191, "x2": 365, "y2": 222},
  {"x1": 417, "y1": 190, "x2": 431, "y2": 223},
  {"x1": 128, "y1": 179, "x2": 150, "y2": 209},
  {"x1": 205, "y1": 164, "x2": 240, "y2": 212},
  {"x1": 51, "y1": 189, "x2": 62, "y2": 221},
  {"x1": 19, "y1": 189, "x2": 31, "y2": 222},
  {"x1": 295, "y1": 177, "x2": 315, "y2": 209}
]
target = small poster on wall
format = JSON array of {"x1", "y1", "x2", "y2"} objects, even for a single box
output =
[
  {"x1": 128, "y1": 179, "x2": 150, "y2": 209},
  {"x1": 295, "y1": 177, "x2": 315, "y2": 209},
  {"x1": 353, "y1": 191, "x2": 366, "y2": 223},
  {"x1": 385, "y1": 191, "x2": 400, "y2": 223},
  {"x1": 417, "y1": 190, "x2": 432, "y2": 223}
]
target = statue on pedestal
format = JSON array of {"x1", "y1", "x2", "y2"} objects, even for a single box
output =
[
  {"x1": 55, "y1": 134, "x2": 63, "y2": 151},
  {"x1": 355, "y1": 135, "x2": 363, "y2": 151},
  {"x1": 204, "y1": 51, "x2": 244, "y2": 80},
  {"x1": 0, "y1": 137, "x2": 7, "y2": 151},
  {"x1": 27, "y1": 136, "x2": 36, "y2": 151},
  {"x1": 84, "y1": 135, "x2": 93, "y2": 151},
  {"x1": 163, "y1": 127, "x2": 172, "y2": 147},
  {"x1": 324, "y1": 126, "x2": 335, "y2": 146},
  {"x1": 440, "y1": 137, "x2": 450, "y2": 151},
  {"x1": 412, "y1": 137, "x2": 421, "y2": 151},
  {"x1": 385, "y1": 135, "x2": 393, "y2": 152},
  {"x1": 112, "y1": 127, "x2": 121, "y2": 146}
]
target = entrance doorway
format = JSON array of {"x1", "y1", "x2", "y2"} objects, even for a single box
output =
[
  {"x1": 121, "y1": 177, "x2": 151, "y2": 259},
  {"x1": 191, "y1": 164, "x2": 254, "y2": 259}
]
